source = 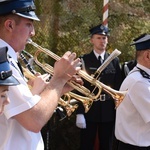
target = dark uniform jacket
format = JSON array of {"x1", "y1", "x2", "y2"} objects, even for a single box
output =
[
  {"x1": 121, "y1": 60, "x2": 137, "y2": 80},
  {"x1": 76, "y1": 50, "x2": 122, "y2": 122}
]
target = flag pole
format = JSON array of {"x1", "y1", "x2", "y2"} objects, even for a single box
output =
[{"x1": 102, "y1": 0, "x2": 109, "y2": 27}]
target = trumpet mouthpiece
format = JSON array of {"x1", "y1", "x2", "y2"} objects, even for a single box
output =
[{"x1": 27, "y1": 39, "x2": 32, "y2": 44}]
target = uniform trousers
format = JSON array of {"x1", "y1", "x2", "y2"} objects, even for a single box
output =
[
  {"x1": 117, "y1": 140, "x2": 150, "y2": 150},
  {"x1": 79, "y1": 121, "x2": 114, "y2": 150}
]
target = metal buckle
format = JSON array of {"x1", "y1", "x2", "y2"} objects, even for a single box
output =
[
  {"x1": 0, "y1": 71, "x2": 5, "y2": 79},
  {"x1": 99, "y1": 94, "x2": 106, "y2": 101},
  {"x1": 0, "y1": 70, "x2": 12, "y2": 80}
]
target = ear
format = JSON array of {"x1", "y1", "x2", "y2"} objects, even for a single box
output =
[
  {"x1": 90, "y1": 38, "x2": 93, "y2": 44},
  {"x1": 144, "y1": 50, "x2": 150, "y2": 61},
  {"x1": 147, "y1": 51, "x2": 150, "y2": 60},
  {"x1": 4, "y1": 19, "x2": 14, "y2": 31}
]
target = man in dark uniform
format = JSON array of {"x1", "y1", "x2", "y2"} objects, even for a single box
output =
[{"x1": 76, "y1": 24, "x2": 122, "y2": 150}]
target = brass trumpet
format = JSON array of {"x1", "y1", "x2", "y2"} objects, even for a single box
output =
[
  {"x1": 21, "y1": 50, "x2": 94, "y2": 113},
  {"x1": 20, "y1": 53, "x2": 78, "y2": 117},
  {"x1": 28, "y1": 39, "x2": 127, "y2": 108},
  {"x1": 22, "y1": 66, "x2": 78, "y2": 116}
]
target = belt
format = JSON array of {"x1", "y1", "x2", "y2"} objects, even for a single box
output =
[
  {"x1": 95, "y1": 94, "x2": 111, "y2": 102},
  {"x1": 118, "y1": 140, "x2": 150, "y2": 150}
]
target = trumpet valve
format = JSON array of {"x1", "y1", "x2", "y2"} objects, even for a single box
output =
[{"x1": 65, "y1": 104, "x2": 78, "y2": 117}]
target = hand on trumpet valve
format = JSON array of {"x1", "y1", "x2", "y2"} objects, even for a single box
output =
[
  {"x1": 30, "y1": 73, "x2": 51, "y2": 95},
  {"x1": 61, "y1": 75, "x2": 83, "y2": 95},
  {"x1": 53, "y1": 51, "x2": 81, "y2": 84}
]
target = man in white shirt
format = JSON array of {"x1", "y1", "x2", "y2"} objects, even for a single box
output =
[
  {"x1": 115, "y1": 33, "x2": 150, "y2": 149},
  {"x1": 0, "y1": 0, "x2": 81, "y2": 150}
]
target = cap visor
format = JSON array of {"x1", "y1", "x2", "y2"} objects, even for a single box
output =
[
  {"x1": 131, "y1": 35, "x2": 150, "y2": 45},
  {"x1": 16, "y1": 11, "x2": 40, "y2": 21}
]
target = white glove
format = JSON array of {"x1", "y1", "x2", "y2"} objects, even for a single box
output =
[{"x1": 76, "y1": 114, "x2": 86, "y2": 129}]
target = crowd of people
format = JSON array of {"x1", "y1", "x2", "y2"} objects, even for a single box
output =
[{"x1": 0, "y1": 0, "x2": 149, "y2": 150}]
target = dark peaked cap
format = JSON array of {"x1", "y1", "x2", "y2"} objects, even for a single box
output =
[
  {"x1": 130, "y1": 33, "x2": 150, "y2": 51},
  {"x1": 89, "y1": 24, "x2": 109, "y2": 36},
  {"x1": 0, "y1": 0, "x2": 40, "y2": 21}
]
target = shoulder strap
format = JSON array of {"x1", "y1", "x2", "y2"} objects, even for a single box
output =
[{"x1": 137, "y1": 67, "x2": 150, "y2": 79}]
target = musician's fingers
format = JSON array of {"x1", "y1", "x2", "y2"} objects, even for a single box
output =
[
  {"x1": 35, "y1": 72, "x2": 41, "y2": 76},
  {"x1": 68, "y1": 52, "x2": 77, "y2": 62},
  {"x1": 72, "y1": 75, "x2": 83, "y2": 85},
  {"x1": 72, "y1": 58, "x2": 81, "y2": 71},
  {"x1": 62, "y1": 51, "x2": 72, "y2": 59},
  {"x1": 40, "y1": 74, "x2": 51, "y2": 82},
  {"x1": 62, "y1": 51, "x2": 77, "y2": 62}
]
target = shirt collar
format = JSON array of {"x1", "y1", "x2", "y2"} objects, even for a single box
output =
[
  {"x1": 137, "y1": 63, "x2": 150, "y2": 75},
  {"x1": 93, "y1": 50, "x2": 105, "y2": 61},
  {"x1": 0, "y1": 39, "x2": 18, "y2": 62}
]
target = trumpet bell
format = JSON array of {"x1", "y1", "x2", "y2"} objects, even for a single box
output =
[{"x1": 99, "y1": 82, "x2": 127, "y2": 108}]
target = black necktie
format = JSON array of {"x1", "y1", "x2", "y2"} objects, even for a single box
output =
[
  {"x1": 98, "y1": 55, "x2": 102, "y2": 65},
  {"x1": 17, "y1": 61, "x2": 24, "y2": 75}
]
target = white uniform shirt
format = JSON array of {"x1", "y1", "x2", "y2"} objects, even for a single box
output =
[
  {"x1": 115, "y1": 63, "x2": 150, "y2": 146},
  {"x1": 0, "y1": 39, "x2": 44, "y2": 150}
]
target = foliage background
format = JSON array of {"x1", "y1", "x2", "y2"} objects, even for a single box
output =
[{"x1": 24, "y1": 0, "x2": 150, "y2": 150}]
